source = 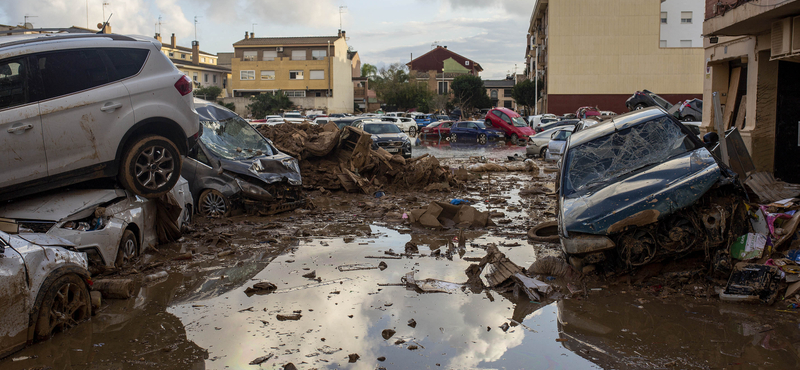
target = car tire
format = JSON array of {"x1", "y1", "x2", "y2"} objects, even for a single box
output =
[
  {"x1": 450, "y1": 133, "x2": 457, "y2": 143},
  {"x1": 682, "y1": 115, "x2": 696, "y2": 122},
  {"x1": 477, "y1": 133, "x2": 487, "y2": 145},
  {"x1": 527, "y1": 221, "x2": 560, "y2": 243},
  {"x1": 119, "y1": 135, "x2": 181, "y2": 199},
  {"x1": 539, "y1": 147, "x2": 547, "y2": 158},
  {"x1": 634, "y1": 104, "x2": 646, "y2": 110},
  {"x1": 115, "y1": 230, "x2": 138, "y2": 268},
  {"x1": 199, "y1": 189, "x2": 230, "y2": 217},
  {"x1": 510, "y1": 134, "x2": 519, "y2": 146},
  {"x1": 408, "y1": 126, "x2": 417, "y2": 137},
  {"x1": 34, "y1": 274, "x2": 91, "y2": 341}
]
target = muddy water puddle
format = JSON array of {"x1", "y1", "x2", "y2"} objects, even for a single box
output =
[{"x1": 7, "y1": 223, "x2": 800, "y2": 369}]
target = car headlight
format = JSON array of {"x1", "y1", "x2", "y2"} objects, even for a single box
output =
[
  {"x1": 281, "y1": 158, "x2": 300, "y2": 173},
  {"x1": 235, "y1": 178, "x2": 274, "y2": 201}
]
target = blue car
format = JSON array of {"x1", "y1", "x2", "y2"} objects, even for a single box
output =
[
  {"x1": 449, "y1": 121, "x2": 504, "y2": 145},
  {"x1": 558, "y1": 107, "x2": 747, "y2": 271},
  {"x1": 414, "y1": 114, "x2": 434, "y2": 127}
]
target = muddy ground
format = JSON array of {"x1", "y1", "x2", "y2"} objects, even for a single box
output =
[{"x1": 3, "y1": 145, "x2": 800, "y2": 370}]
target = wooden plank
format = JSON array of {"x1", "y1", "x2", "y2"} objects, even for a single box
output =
[
  {"x1": 733, "y1": 95, "x2": 747, "y2": 130},
  {"x1": 722, "y1": 67, "x2": 741, "y2": 129}
]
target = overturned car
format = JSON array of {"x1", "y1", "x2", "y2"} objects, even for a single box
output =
[
  {"x1": 183, "y1": 99, "x2": 303, "y2": 217},
  {"x1": 557, "y1": 108, "x2": 748, "y2": 271}
]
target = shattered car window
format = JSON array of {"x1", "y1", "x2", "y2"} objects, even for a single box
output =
[
  {"x1": 200, "y1": 116, "x2": 275, "y2": 160},
  {"x1": 563, "y1": 116, "x2": 695, "y2": 197}
]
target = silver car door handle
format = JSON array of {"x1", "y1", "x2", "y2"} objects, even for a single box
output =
[
  {"x1": 7, "y1": 124, "x2": 33, "y2": 134},
  {"x1": 100, "y1": 102, "x2": 123, "y2": 112}
]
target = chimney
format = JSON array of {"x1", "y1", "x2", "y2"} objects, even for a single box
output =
[
  {"x1": 154, "y1": 33, "x2": 162, "y2": 43},
  {"x1": 170, "y1": 33, "x2": 176, "y2": 49},
  {"x1": 244, "y1": 31, "x2": 249, "y2": 40},
  {"x1": 102, "y1": 23, "x2": 112, "y2": 34},
  {"x1": 341, "y1": 30, "x2": 346, "y2": 38},
  {"x1": 338, "y1": 29, "x2": 342, "y2": 37},
  {"x1": 250, "y1": 32, "x2": 254, "y2": 39},
  {"x1": 444, "y1": 46, "x2": 447, "y2": 49},
  {"x1": 192, "y1": 40, "x2": 200, "y2": 65}
]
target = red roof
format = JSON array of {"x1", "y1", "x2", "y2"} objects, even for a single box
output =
[{"x1": 406, "y1": 46, "x2": 482, "y2": 73}]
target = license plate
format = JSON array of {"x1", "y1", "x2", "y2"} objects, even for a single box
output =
[{"x1": 386, "y1": 148, "x2": 399, "y2": 153}]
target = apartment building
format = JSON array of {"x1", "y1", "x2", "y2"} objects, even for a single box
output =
[
  {"x1": 230, "y1": 30, "x2": 354, "y2": 114},
  {"x1": 525, "y1": 0, "x2": 704, "y2": 115},
  {"x1": 484, "y1": 79, "x2": 517, "y2": 110},
  {"x1": 660, "y1": 0, "x2": 705, "y2": 48},
  {"x1": 407, "y1": 46, "x2": 482, "y2": 95},
  {"x1": 157, "y1": 33, "x2": 232, "y2": 97},
  {"x1": 703, "y1": 0, "x2": 800, "y2": 183}
]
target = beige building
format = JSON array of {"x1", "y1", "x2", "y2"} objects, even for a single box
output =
[
  {"x1": 526, "y1": 0, "x2": 704, "y2": 115},
  {"x1": 703, "y1": 0, "x2": 800, "y2": 183},
  {"x1": 230, "y1": 30, "x2": 354, "y2": 114},
  {"x1": 157, "y1": 33, "x2": 232, "y2": 98},
  {"x1": 484, "y1": 79, "x2": 517, "y2": 110}
]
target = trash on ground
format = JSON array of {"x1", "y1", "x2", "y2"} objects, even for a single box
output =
[
  {"x1": 730, "y1": 233, "x2": 769, "y2": 260},
  {"x1": 276, "y1": 312, "x2": 303, "y2": 321},
  {"x1": 402, "y1": 271, "x2": 463, "y2": 293},
  {"x1": 92, "y1": 278, "x2": 136, "y2": 299},
  {"x1": 408, "y1": 202, "x2": 495, "y2": 229},
  {"x1": 337, "y1": 264, "x2": 378, "y2": 272},
  {"x1": 511, "y1": 273, "x2": 552, "y2": 301},
  {"x1": 249, "y1": 353, "x2": 274, "y2": 365},
  {"x1": 720, "y1": 263, "x2": 782, "y2": 304},
  {"x1": 245, "y1": 281, "x2": 278, "y2": 296}
]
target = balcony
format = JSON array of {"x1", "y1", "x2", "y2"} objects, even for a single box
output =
[{"x1": 704, "y1": 0, "x2": 800, "y2": 36}]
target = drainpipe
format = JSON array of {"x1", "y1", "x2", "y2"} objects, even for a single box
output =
[
  {"x1": 328, "y1": 40, "x2": 331, "y2": 100},
  {"x1": 534, "y1": 45, "x2": 539, "y2": 115}
]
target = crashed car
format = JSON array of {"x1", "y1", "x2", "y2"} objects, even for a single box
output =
[
  {"x1": 354, "y1": 122, "x2": 412, "y2": 158},
  {"x1": 558, "y1": 108, "x2": 747, "y2": 271},
  {"x1": 184, "y1": 98, "x2": 303, "y2": 217},
  {"x1": 0, "y1": 231, "x2": 91, "y2": 359},
  {"x1": 0, "y1": 178, "x2": 192, "y2": 269}
]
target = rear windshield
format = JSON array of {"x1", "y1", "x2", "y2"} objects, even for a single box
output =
[
  {"x1": 563, "y1": 116, "x2": 695, "y2": 197},
  {"x1": 553, "y1": 130, "x2": 572, "y2": 141},
  {"x1": 363, "y1": 124, "x2": 401, "y2": 134}
]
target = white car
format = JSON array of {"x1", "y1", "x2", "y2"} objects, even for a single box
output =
[
  {"x1": 379, "y1": 116, "x2": 418, "y2": 136},
  {"x1": 0, "y1": 178, "x2": 192, "y2": 269},
  {"x1": 0, "y1": 31, "x2": 201, "y2": 201},
  {"x1": 545, "y1": 127, "x2": 574, "y2": 163},
  {"x1": 527, "y1": 114, "x2": 558, "y2": 131},
  {"x1": 0, "y1": 231, "x2": 91, "y2": 358},
  {"x1": 313, "y1": 117, "x2": 332, "y2": 125}
]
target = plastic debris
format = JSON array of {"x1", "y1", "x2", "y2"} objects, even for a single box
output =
[{"x1": 730, "y1": 233, "x2": 769, "y2": 260}]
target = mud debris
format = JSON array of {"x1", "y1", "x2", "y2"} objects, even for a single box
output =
[
  {"x1": 276, "y1": 312, "x2": 303, "y2": 321},
  {"x1": 381, "y1": 329, "x2": 396, "y2": 340},
  {"x1": 249, "y1": 353, "x2": 273, "y2": 365},
  {"x1": 245, "y1": 281, "x2": 277, "y2": 296},
  {"x1": 407, "y1": 319, "x2": 417, "y2": 328}
]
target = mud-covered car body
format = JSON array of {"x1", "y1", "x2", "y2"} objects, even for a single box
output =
[
  {"x1": 183, "y1": 99, "x2": 303, "y2": 216},
  {"x1": 0, "y1": 231, "x2": 90, "y2": 359},
  {"x1": 558, "y1": 108, "x2": 745, "y2": 269},
  {"x1": 355, "y1": 122, "x2": 412, "y2": 158},
  {"x1": 0, "y1": 179, "x2": 192, "y2": 268}
]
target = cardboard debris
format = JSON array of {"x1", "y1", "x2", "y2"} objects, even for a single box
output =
[
  {"x1": 402, "y1": 271, "x2": 463, "y2": 293},
  {"x1": 511, "y1": 273, "x2": 551, "y2": 301},
  {"x1": 730, "y1": 233, "x2": 768, "y2": 260},
  {"x1": 478, "y1": 246, "x2": 523, "y2": 287},
  {"x1": 408, "y1": 202, "x2": 495, "y2": 229}
]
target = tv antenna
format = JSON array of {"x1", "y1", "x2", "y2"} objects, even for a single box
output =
[
  {"x1": 252, "y1": 23, "x2": 257, "y2": 34},
  {"x1": 431, "y1": 41, "x2": 439, "y2": 49},
  {"x1": 194, "y1": 16, "x2": 202, "y2": 40},
  {"x1": 102, "y1": 2, "x2": 110, "y2": 21},
  {"x1": 23, "y1": 15, "x2": 37, "y2": 28},
  {"x1": 339, "y1": 6, "x2": 347, "y2": 30}
]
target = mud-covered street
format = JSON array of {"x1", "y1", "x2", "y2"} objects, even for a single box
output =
[{"x1": 3, "y1": 144, "x2": 799, "y2": 370}]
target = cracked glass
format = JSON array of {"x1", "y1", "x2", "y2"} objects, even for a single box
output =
[{"x1": 563, "y1": 117, "x2": 695, "y2": 197}]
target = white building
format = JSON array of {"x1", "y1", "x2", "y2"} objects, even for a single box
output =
[{"x1": 660, "y1": 0, "x2": 704, "y2": 48}]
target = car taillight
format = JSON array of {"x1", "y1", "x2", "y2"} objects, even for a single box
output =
[{"x1": 175, "y1": 75, "x2": 193, "y2": 96}]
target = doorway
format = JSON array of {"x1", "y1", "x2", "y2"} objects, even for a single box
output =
[{"x1": 775, "y1": 61, "x2": 800, "y2": 183}]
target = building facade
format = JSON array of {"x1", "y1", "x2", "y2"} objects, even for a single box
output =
[
  {"x1": 703, "y1": 0, "x2": 800, "y2": 183},
  {"x1": 526, "y1": 0, "x2": 704, "y2": 115},
  {"x1": 157, "y1": 33, "x2": 232, "y2": 98},
  {"x1": 484, "y1": 79, "x2": 517, "y2": 110},
  {"x1": 230, "y1": 30, "x2": 354, "y2": 114},
  {"x1": 407, "y1": 46, "x2": 482, "y2": 95},
  {"x1": 660, "y1": 0, "x2": 705, "y2": 48}
]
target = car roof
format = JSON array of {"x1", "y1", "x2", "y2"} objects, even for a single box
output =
[
  {"x1": 567, "y1": 107, "x2": 666, "y2": 148},
  {"x1": 0, "y1": 32, "x2": 148, "y2": 50},
  {"x1": 491, "y1": 107, "x2": 519, "y2": 116}
]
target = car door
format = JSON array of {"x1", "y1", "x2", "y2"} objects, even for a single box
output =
[
  {"x1": 0, "y1": 56, "x2": 48, "y2": 188},
  {"x1": 464, "y1": 122, "x2": 480, "y2": 142},
  {"x1": 36, "y1": 48, "x2": 135, "y2": 176}
]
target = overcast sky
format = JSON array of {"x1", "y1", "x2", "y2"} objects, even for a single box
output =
[{"x1": 0, "y1": 0, "x2": 530, "y2": 79}]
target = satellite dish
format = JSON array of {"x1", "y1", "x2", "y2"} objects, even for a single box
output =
[
  {"x1": 24, "y1": 22, "x2": 33, "y2": 29},
  {"x1": 97, "y1": 22, "x2": 104, "y2": 29}
]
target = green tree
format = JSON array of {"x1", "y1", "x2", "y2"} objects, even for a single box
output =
[
  {"x1": 511, "y1": 78, "x2": 543, "y2": 113},
  {"x1": 361, "y1": 63, "x2": 378, "y2": 80},
  {"x1": 246, "y1": 91, "x2": 294, "y2": 118},
  {"x1": 194, "y1": 86, "x2": 223, "y2": 100},
  {"x1": 218, "y1": 101, "x2": 236, "y2": 111},
  {"x1": 451, "y1": 74, "x2": 489, "y2": 119}
]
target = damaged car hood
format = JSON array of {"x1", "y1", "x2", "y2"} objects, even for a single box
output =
[
  {"x1": 220, "y1": 153, "x2": 302, "y2": 186},
  {"x1": 0, "y1": 189, "x2": 126, "y2": 222}
]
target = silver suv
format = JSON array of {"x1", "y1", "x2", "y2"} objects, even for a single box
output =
[{"x1": 0, "y1": 32, "x2": 200, "y2": 201}]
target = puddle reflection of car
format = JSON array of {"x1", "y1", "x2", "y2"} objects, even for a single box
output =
[
  {"x1": 558, "y1": 108, "x2": 747, "y2": 271},
  {"x1": 0, "y1": 178, "x2": 192, "y2": 269},
  {"x1": 544, "y1": 127, "x2": 574, "y2": 163},
  {"x1": 449, "y1": 120, "x2": 504, "y2": 145},
  {"x1": 0, "y1": 231, "x2": 91, "y2": 359},
  {"x1": 354, "y1": 122, "x2": 412, "y2": 158},
  {"x1": 183, "y1": 99, "x2": 303, "y2": 217}
]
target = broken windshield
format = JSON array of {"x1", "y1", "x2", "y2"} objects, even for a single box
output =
[
  {"x1": 200, "y1": 116, "x2": 274, "y2": 160},
  {"x1": 512, "y1": 116, "x2": 527, "y2": 127},
  {"x1": 562, "y1": 116, "x2": 695, "y2": 197}
]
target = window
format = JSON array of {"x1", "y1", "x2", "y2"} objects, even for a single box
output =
[
  {"x1": 491, "y1": 90, "x2": 498, "y2": 99},
  {"x1": 240, "y1": 70, "x2": 255, "y2": 80},
  {"x1": 103, "y1": 48, "x2": 149, "y2": 80},
  {"x1": 661, "y1": 12, "x2": 667, "y2": 24},
  {"x1": 285, "y1": 90, "x2": 306, "y2": 97},
  {"x1": 263, "y1": 50, "x2": 277, "y2": 61},
  {"x1": 503, "y1": 89, "x2": 511, "y2": 98},
  {"x1": 242, "y1": 51, "x2": 257, "y2": 61},
  {"x1": 204, "y1": 74, "x2": 208, "y2": 83},
  {"x1": 504, "y1": 100, "x2": 513, "y2": 108},
  {"x1": 213, "y1": 75, "x2": 217, "y2": 83},
  {"x1": 660, "y1": 40, "x2": 667, "y2": 47},
  {"x1": 465, "y1": 60, "x2": 470, "y2": 66},
  {"x1": 169, "y1": 52, "x2": 174, "y2": 57},
  {"x1": 201, "y1": 57, "x2": 205, "y2": 63},
  {"x1": 310, "y1": 70, "x2": 324, "y2": 80},
  {"x1": 681, "y1": 11, "x2": 692, "y2": 24},
  {"x1": 291, "y1": 50, "x2": 306, "y2": 61},
  {"x1": 680, "y1": 40, "x2": 692, "y2": 47},
  {"x1": 261, "y1": 70, "x2": 275, "y2": 80},
  {"x1": 438, "y1": 81, "x2": 448, "y2": 94},
  {"x1": 0, "y1": 58, "x2": 29, "y2": 109},
  {"x1": 289, "y1": 70, "x2": 304, "y2": 80},
  {"x1": 37, "y1": 49, "x2": 110, "y2": 99},
  {"x1": 311, "y1": 50, "x2": 327, "y2": 60},
  {"x1": 181, "y1": 54, "x2": 186, "y2": 59},
  {"x1": 192, "y1": 72, "x2": 198, "y2": 81}
]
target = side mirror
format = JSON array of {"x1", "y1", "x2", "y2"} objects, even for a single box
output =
[{"x1": 551, "y1": 132, "x2": 557, "y2": 139}]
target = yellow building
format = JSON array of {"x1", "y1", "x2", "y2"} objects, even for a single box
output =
[
  {"x1": 231, "y1": 30, "x2": 354, "y2": 114},
  {"x1": 157, "y1": 33, "x2": 232, "y2": 98},
  {"x1": 526, "y1": 0, "x2": 704, "y2": 115},
  {"x1": 703, "y1": 0, "x2": 800, "y2": 183}
]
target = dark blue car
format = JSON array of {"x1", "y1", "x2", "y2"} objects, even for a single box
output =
[
  {"x1": 557, "y1": 108, "x2": 746, "y2": 271},
  {"x1": 449, "y1": 121, "x2": 504, "y2": 145}
]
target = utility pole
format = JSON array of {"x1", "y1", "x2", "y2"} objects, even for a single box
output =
[
  {"x1": 194, "y1": 16, "x2": 201, "y2": 40},
  {"x1": 86, "y1": 0, "x2": 89, "y2": 28}
]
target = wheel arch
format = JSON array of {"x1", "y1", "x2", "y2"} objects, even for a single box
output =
[
  {"x1": 125, "y1": 223, "x2": 142, "y2": 254},
  {"x1": 115, "y1": 117, "x2": 190, "y2": 165},
  {"x1": 27, "y1": 265, "x2": 92, "y2": 343}
]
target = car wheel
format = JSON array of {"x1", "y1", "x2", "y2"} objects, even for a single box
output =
[
  {"x1": 682, "y1": 115, "x2": 696, "y2": 122},
  {"x1": 408, "y1": 126, "x2": 417, "y2": 137},
  {"x1": 477, "y1": 133, "x2": 487, "y2": 145},
  {"x1": 450, "y1": 133, "x2": 457, "y2": 143},
  {"x1": 634, "y1": 104, "x2": 646, "y2": 110},
  {"x1": 119, "y1": 135, "x2": 181, "y2": 199},
  {"x1": 115, "y1": 230, "x2": 138, "y2": 268},
  {"x1": 35, "y1": 274, "x2": 91, "y2": 341},
  {"x1": 540, "y1": 147, "x2": 547, "y2": 158},
  {"x1": 510, "y1": 134, "x2": 519, "y2": 145},
  {"x1": 199, "y1": 189, "x2": 230, "y2": 217}
]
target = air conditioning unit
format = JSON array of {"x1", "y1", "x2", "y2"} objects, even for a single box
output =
[
  {"x1": 792, "y1": 16, "x2": 800, "y2": 53},
  {"x1": 771, "y1": 18, "x2": 791, "y2": 57},
  {"x1": 276, "y1": 47, "x2": 284, "y2": 52}
]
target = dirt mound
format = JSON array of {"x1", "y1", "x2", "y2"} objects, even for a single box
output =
[{"x1": 257, "y1": 123, "x2": 456, "y2": 193}]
